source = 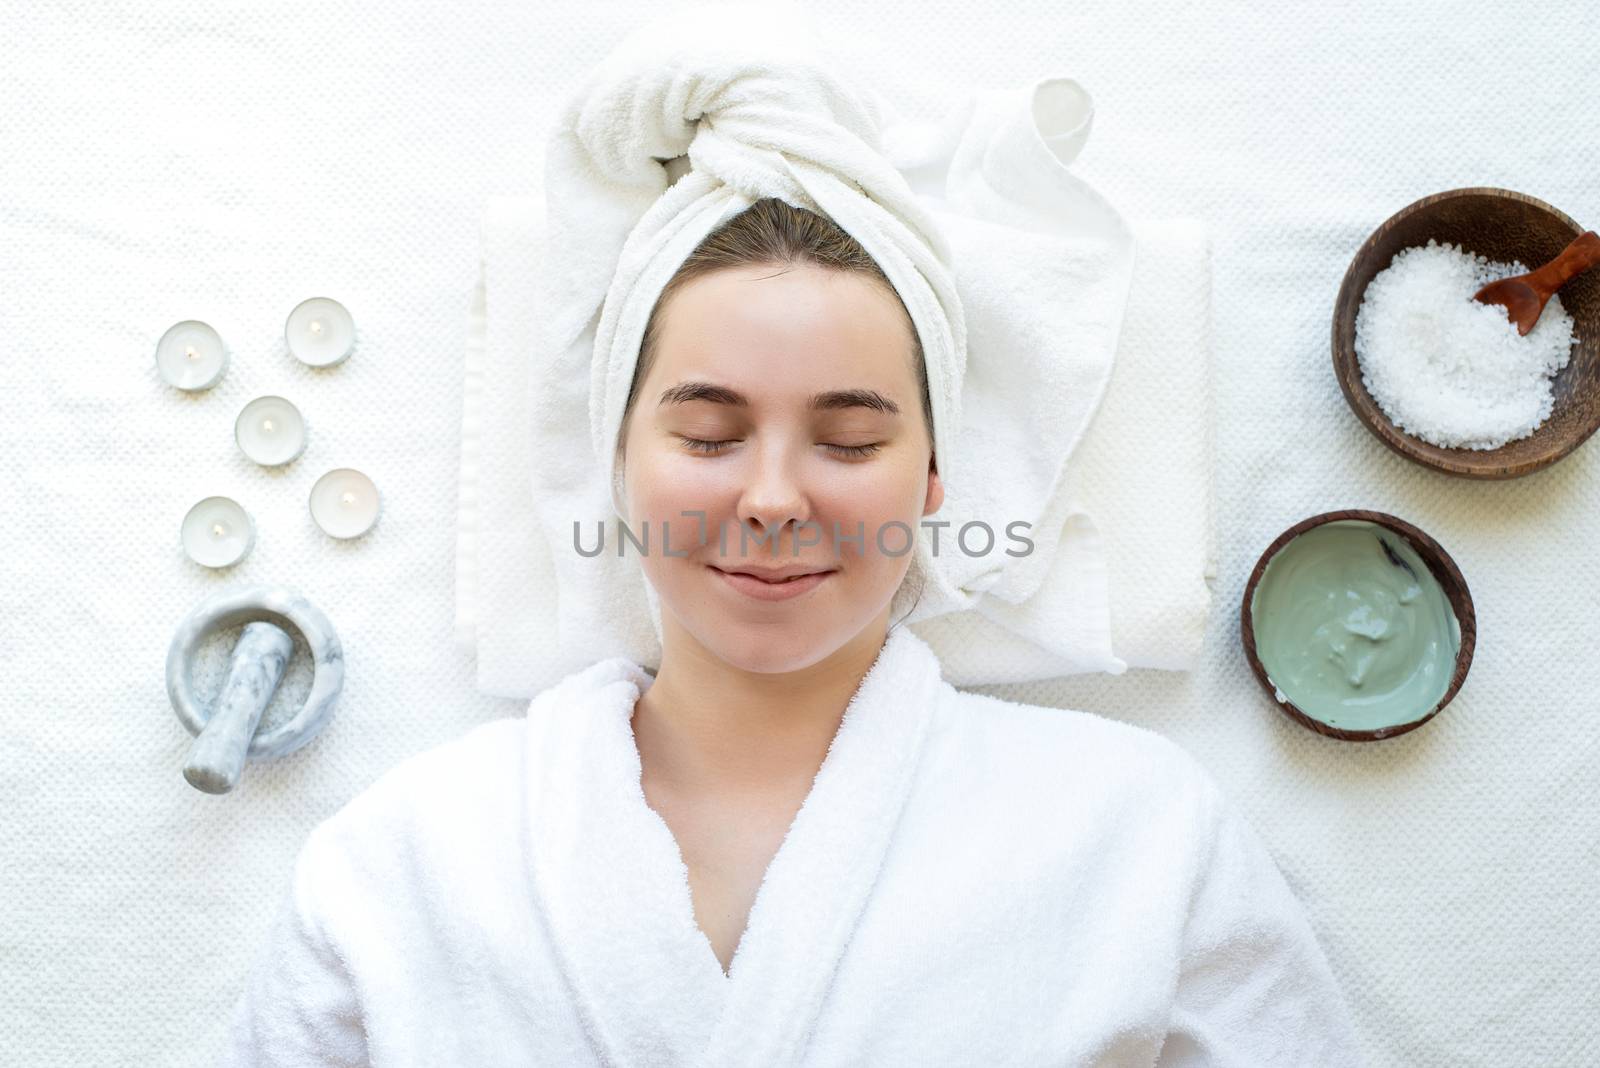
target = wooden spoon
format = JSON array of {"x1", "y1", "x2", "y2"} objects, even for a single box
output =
[{"x1": 1473, "y1": 229, "x2": 1600, "y2": 336}]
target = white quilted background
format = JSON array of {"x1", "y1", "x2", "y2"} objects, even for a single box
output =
[{"x1": 3, "y1": 1, "x2": 1596, "y2": 1065}]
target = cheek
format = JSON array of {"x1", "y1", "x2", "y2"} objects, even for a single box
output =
[
  {"x1": 627, "y1": 445, "x2": 727, "y2": 520},
  {"x1": 832, "y1": 476, "x2": 921, "y2": 565},
  {"x1": 815, "y1": 463, "x2": 928, "y2": 568}
]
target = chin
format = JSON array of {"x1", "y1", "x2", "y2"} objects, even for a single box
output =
[{"x1": 695, "y1": 625, "x2": 842, "y2": 675}]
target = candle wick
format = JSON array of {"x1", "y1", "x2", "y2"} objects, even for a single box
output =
[
  {"x1": 211, "y1": 523, "x2": 225, "y2": 537},
  {"x1": 185, "y1": 346, "x2": 198, "y2": 359},
  {"x1": 340, "y1": 492, "x2": 355, "y2": 505},
  {"x1": 310, "y1": 320, "x2": 323, "y2": 334},
  {"x1": 262, "y1": 419, "x2": 274, "y2": 432}
]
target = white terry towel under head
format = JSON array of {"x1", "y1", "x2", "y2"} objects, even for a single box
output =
[{"x1": 454, "y1": 3, "x2": 1216, "y2": 695}]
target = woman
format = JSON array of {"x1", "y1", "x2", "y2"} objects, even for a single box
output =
[{"x1": 222, "y1": 198, "x2": 1364, "y2": 1067}]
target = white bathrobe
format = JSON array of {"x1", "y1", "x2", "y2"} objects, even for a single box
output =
[{"x1": 219, "y1": 626, "x2": 1363, "y2": 1067}]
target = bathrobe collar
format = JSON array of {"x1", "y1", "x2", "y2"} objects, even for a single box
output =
[{"x1": 522, "y1": 625, "x2": 943, "y2": 1067}]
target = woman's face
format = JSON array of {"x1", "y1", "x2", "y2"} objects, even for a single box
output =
[{"x1": 619, "y1": 262, "x2": 943, "y2": 674}]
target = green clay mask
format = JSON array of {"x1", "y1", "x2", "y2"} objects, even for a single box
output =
[{"x1": 1250, "y1": 519, "x2": 1460, "y2": 732}]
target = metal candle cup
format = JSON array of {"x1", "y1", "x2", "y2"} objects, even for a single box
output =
[
  {"x1": 155, "y1": 320, "x2": 229, "y2": 391},
  {"x1": 309, "y1": 468, "x2": 380, "y2": 539},
  {"x1": 181, "y1": 496, "x2": 255, "y2": 568},
  {"x1": 284, "y1": 297, "x2": 356, "y2": 368},
  {"x1": 234, "y1": 395, "x2": 308, "y2": 467}
]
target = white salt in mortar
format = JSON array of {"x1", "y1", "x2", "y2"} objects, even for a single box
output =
[{"x1": 1354, "y1": 238, "x2": 1578, "y2": 450}]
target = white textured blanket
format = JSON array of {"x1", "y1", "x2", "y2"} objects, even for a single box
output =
[{"x1": 2, "y1": 3, "x2": 1595, "y2": 1067}]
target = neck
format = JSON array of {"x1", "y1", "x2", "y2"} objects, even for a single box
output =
[{"x1": 631, "y1": 616, "x2": 892, "y2": 798}]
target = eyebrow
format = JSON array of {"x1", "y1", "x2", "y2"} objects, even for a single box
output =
[{"x1": 657, "y1": 381, "x2": 902, "y2": 416}]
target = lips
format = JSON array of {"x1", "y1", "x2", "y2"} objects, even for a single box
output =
[
  {"x1": 710, "y1": 564, "x2": 835, "y2": 601},
  {"x1": 714, "y1": 567, "x2": 830, "y2": 583}
]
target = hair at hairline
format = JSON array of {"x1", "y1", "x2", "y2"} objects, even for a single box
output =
[{"x1": 618, "y1": 196, "x2": 935, "y2": 458}]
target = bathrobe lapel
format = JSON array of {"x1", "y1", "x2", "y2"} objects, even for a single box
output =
[{"x1": 522, "y1": 627, "x2": 942, "y2": 1067}]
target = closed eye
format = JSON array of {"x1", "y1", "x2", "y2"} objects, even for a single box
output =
[{"x1": 675, "y1": 436, "x2": 881, "y2": 459}]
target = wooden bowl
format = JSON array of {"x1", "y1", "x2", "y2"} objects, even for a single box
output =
[
  {"x1": 1332, "y1": 187, "x2": 1600, "y2": 478},
  {"x1": 1239, "y1": 509, "x2": 1476, "y2": 742}
]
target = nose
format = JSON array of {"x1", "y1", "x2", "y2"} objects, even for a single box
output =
[{"x1": 734, "y1": 438, "x2": 813, "y2": 549}]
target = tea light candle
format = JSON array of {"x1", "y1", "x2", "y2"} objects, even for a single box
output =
[
  {"x1": 155, "y1": 320, "x2": 229, "y2": 391},
  {"x1": 234, "y1": 395, "x2": 307, "y2": 466},
  {"x1": 309, "y1": 468, "x2": 380, "y2": 538},
  {"x1": 181, "y1": 496, "x2": 255, "y2": 568},
  {"x1": 285, "y1": 297, "x2": 356, "y2": 368}
]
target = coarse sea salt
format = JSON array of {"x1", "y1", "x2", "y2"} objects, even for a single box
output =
[{"x1": 1353, "y1": 238, "x2": 1578, "y2": 450}]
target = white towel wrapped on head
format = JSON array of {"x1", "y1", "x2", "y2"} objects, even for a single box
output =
[{"x1": 453, "y1": 2, "x2": 1216, "y2": 695}]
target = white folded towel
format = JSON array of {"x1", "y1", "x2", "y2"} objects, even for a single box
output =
[
  {"x1": 454, "y1": 3, "x2": 1215, "y2": 696},
  {"x1": 910, "y1": 217, "x2": 1217, "y2": 683}
]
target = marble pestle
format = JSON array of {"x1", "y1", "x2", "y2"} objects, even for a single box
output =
[{"x1": 182, "y1": 621, "x2": 296, "y2": 794}]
